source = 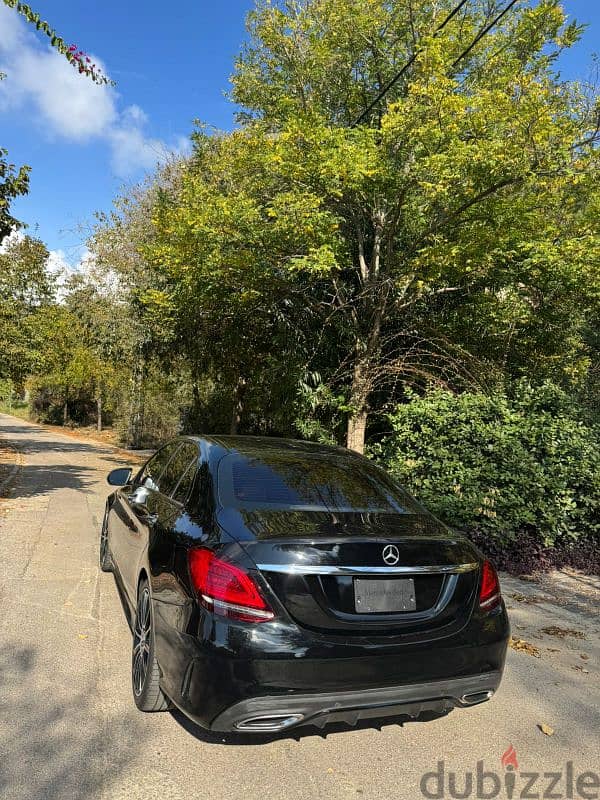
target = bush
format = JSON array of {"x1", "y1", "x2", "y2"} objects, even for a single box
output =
[{"x1": 375, "y1": 383, "x2": 600, "y2": 556}]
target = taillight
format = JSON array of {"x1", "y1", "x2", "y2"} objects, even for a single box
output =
[
  {"x1": 188, "y1": 548, "x2": 274, "y2": 622},
  {"x1": 479, "y1": 559, "x2": 501, "y2": 611}
]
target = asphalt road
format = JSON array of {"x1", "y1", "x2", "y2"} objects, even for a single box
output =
[{"x1": 0, "y1": 413, "x2": 598, "y2": 800}]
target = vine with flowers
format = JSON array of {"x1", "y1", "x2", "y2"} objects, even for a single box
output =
[{"x1": 1, "y1": 0, "x2": 113, "y2": 85}]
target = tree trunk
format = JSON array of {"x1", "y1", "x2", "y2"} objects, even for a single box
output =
[
  {"x1": 346, "y1": 407, "x2": 369, "y2": 453},
  {"x1": 63, "y1": 398, "x2": 68, "y2": 425},
  {"x1": 230, "y1": 376, "x2": 247, "y2": 435},
  {"x1": 128, "y1": 350, "x2": 145, "y2": 448},
  {"x1": 346, "y1": 358, "x2": 371, "y2": 454},
  {"x1": 97, "y1": 395, "x2": 102, "y2": 433}
]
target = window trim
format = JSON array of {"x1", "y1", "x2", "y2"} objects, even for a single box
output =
[{"x1": 169, "y1": 452, "x2": 199, "y2": 505}]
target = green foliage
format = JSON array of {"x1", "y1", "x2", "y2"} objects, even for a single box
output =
[
  {"x1": 224, "y1": 0, "x2": 600, "y2": 450},
  {"x1": 0, "y1": 148, "x2": 29, "y2": 240},
  {"x1": 0, "y1": 235, "x2": 55, "y2": 384},
  {"x1": 376, "y1": 383, "x2": 600, "y2": 548}
]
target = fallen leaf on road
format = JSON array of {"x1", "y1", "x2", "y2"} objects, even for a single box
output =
[
  {"x1": 538, "y1": 723, "x2": 555, "y2": 736},
  {"x1": 580, "y1": 653, "x2": 589, "y2": 660},
  {"x1": 509, "y1": 636, "x2": 541, "y2": 658},
  {"x1": 510, "y1": 592, "x2": 544, "y2": 604},
  {"x1": 540, "y1": 626, "x2": 586, "y2": 640},
  {"x1": 78, "y1": 634, "x2": 88, "y2": 639},
  {"x1": 572, "y1": 665, "x2": 589, "y2": 674}
]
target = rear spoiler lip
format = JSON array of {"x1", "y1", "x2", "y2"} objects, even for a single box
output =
[{"x1": 254, "y1": 562, "x2": 479, "y2": 576}]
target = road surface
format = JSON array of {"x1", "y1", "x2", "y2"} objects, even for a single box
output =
[{"x1": 0, "y1": 414, "x2": 598, "y2": 800}]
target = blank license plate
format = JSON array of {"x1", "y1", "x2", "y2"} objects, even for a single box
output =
[{"x1": 354, "y1": 578, "x2": 416, "y2": 613}]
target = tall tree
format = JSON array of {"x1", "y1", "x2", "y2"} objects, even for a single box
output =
[{"x1": 227, "y1": 0, "x2": 600, "y2": 451}]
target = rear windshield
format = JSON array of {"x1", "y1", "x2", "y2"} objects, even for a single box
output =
[{"x1": 217, "y1": 452, "x2": 421, "y2": 514}]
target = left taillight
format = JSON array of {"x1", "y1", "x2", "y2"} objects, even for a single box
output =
[
  {"x1": 478, "y1": 559, "x2": 502, "y2": 611},
  {"x1": 188, "y1": 547, "x2": 274, "y2": 623}
]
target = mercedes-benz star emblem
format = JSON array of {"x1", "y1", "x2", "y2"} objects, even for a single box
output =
[{"x1": 382, "y1": 544, "x2": 400, "y2": 566}]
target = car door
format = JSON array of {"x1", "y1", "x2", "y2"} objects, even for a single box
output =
[
  {"x1": 113, "y1": 441, "x2": 183, "y2": 602},
  {"x1": 149, "y1": 441, "x2": 200, "y2": 599}
]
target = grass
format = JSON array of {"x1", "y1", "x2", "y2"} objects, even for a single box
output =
[{"x1": 0, "y1": 400, "x2": 30, "y2": 421}]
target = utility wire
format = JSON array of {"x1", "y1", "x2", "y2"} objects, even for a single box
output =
[
  {"x1": 451, "y1": 0, "x2": 521, "y2": 67},
  {"x1": 352, "y1": 0, "x2": 522, "y2": 128},
  {"x1": 351, "y1": 0, "x2": 471, "y2": 127}
]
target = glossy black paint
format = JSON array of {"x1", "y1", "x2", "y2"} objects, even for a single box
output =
[{"x1": 104, "y1": 435, "x2": 510, "y2": 733}]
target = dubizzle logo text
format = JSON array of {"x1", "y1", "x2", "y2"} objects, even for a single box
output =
[{"x1": 419, "y1": 746, "x2": 599, "y2": 799}]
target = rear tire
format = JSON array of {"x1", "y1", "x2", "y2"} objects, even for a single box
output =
[
  {"x1": 99, "y1": 505, "x2": 113, "y2": 572},
  {"x1": 132, "y1": 580, "x2": 170, "y2": 712}
]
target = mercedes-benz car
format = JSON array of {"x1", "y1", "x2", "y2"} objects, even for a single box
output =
[{"x1": 100, "y1": 435, "x2": 509, "y2": 734}]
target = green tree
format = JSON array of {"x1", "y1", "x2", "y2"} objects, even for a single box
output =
[
  {"x1": 0, "y1": 147, "x2": 29, "y2": 240},
  {"x1": 225, "y1": 0, "x2": 600, "y2": 452},
  {"x1": 0, "y1": 234, "x2": 55, "y2": 384}
]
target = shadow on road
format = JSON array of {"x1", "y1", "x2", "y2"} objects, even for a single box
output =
[
  {"x1": 5, "y1": 463, "x2": 97, "y2": 499},
  {"x1": 1, "y1": 421, "x2": 121, "y2": 457},
  {"x1": 0, "y1": 642, "x2": 146, "y2": 800}
]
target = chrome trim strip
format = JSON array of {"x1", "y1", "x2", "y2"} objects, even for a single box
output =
[{"x1": 256, "y1": 562, "x2": 479, "y2": 576}]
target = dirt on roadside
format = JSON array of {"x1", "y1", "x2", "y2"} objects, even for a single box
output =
[{"x1": 0, "y1": 440, "x2": 22, "y2": 495}]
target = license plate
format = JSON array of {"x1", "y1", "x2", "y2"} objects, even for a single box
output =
[{"x1": 354, "y1": 578, "x2": 416, "y2": 613}]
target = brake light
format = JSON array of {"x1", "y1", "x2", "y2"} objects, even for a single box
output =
[
  {"x1": 479, "y1": 559, "x2": 501, "y2": 611},
  {"x1": 188, "y1": 548, "x2": 274, "y2": 622}
]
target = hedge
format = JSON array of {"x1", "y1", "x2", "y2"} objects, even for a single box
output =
[{"x1": 376, "y1": 383, "x2": 600, "y2": 558}]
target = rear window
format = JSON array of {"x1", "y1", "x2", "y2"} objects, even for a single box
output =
[{"x1": 217, "y1": 452, "x2": 421, "y2": 513}]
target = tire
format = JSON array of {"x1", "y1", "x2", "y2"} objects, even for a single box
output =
[
  {"x1": 99, "y1": 504, "x2": 113, "y2": 572},
  {"x1": 132, "y1": 580, "x2": 170, "y2": 712}
]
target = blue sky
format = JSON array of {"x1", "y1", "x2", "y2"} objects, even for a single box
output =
[{"x1": 0, "y1": 0, "x2": 598, "y2": 268}]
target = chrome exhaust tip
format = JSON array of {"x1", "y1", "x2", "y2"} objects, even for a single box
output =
[
  {"x1": 460, "y1": 690, "x2": 494, "y2": 706},
  {"x1": 234, "y1": 714, "x2": 304, "y2": 732}
]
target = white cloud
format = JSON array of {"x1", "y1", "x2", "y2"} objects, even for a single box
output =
[
  {"x1": 0, "y1": 229, "x2": 25, "y2": 251},
  {"x1": 0, "y1": 5, "x2": 187, "y2": 175},
  {"x1": 46, "y1": 247, "x2": 71, "y2": 275}
]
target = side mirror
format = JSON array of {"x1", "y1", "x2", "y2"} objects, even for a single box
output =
[{"x1": 107, "y1": 467, "x2": 132, "y2": 486}]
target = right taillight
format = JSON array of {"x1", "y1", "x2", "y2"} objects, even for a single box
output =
[
  {"x1": 479, "y1": 559, "x2": 501, "y2": 611},
  {"x1": 188, "y1": 547, "x2": 274, "y2": 623}
]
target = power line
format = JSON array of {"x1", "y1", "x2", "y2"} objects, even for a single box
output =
[
  {"x1": 451, "y1": 0, "x2": 521, "y2": 67},
  {"x1": 352, "y1": 0, "x2": 522, "y2": 128},
  {"x1": 351, "y1": 0, "x2": 471, "y2": 127}
]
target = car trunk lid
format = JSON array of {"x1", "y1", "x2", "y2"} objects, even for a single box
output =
[{"x1": 217, "y1": 508, "x2": 480, "y2": 636}]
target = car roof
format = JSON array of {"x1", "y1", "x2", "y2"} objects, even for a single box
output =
[{"x1": 185, "y1": 434, "x2": 358, "y2": 460}]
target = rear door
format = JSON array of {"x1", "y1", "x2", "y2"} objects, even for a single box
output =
[
  {"x1": 113, "y1": 441, "x2": 182, "y2": 600},
  {"x1": 148, "y1": 441, "x2": 199, "y2": 591}
]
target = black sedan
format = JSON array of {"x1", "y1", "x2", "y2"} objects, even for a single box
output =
[{"x1": 101, "y1": 435, "x2": 509, "y2": 734}]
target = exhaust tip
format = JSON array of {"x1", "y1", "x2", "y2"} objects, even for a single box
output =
[
  {"x1": 460, "y1": 690, "x2": 494, "y2": 706},
  {"x1": 234, "y1": 714, "x2": 304, "y2": 732}
]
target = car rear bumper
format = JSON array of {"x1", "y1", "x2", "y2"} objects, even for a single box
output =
[
  {"x1": 209, "y1": 670, "x2": 503, "y2": 732},
  {"x1": 153, "y1": 596, "x2": 509, "y2": 733}
]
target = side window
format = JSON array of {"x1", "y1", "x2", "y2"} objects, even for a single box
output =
[
  {"x1": 172, "y1": 445, "x2": 199, "y2": 504},
  {"x1": 163, "y1": 442, "x2": 198, "y2": 501},
  {"x1": 138, "y1": 442, "x2": 181, "y2": 492}
]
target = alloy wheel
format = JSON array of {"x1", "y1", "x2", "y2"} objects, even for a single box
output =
[{"x1": 132, "y1": 587, "x2": 151, "y2": 697}]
